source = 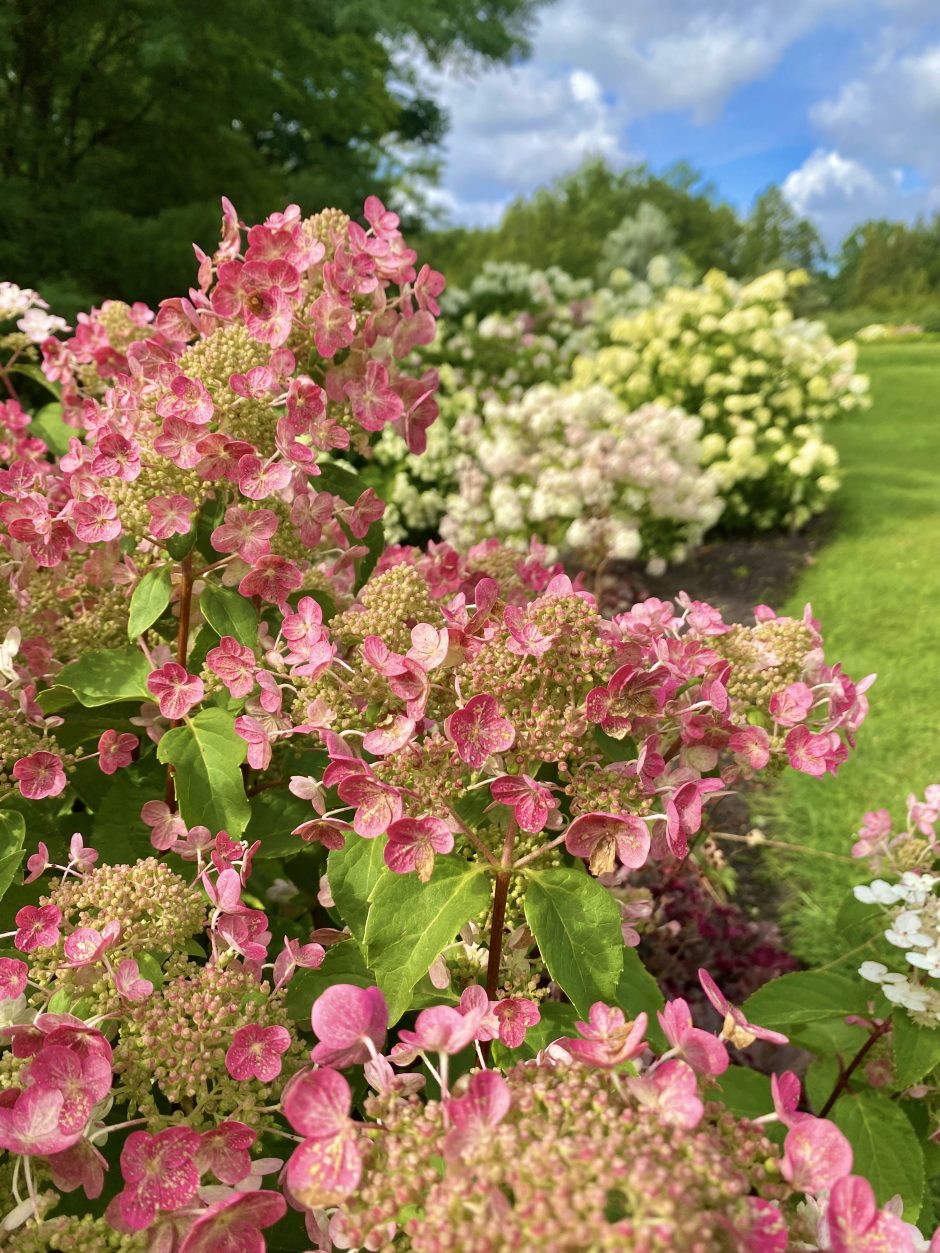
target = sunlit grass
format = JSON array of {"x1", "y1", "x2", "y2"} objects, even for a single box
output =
[{"x1": 762, "y1": 342, "x2": 940, "y2": 963}]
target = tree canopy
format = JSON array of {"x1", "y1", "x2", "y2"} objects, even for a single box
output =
[{"x1": 0, "y1": 0, "x2": 542, "y2": 308}]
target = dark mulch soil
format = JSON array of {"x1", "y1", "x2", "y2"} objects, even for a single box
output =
[{"x1": 597, "y1": 515, "x2": 832, "y2": 626}]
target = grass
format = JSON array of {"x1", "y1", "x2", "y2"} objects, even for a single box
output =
[{"x1": 761, "y1": 341, "x2": 940, "y2": 964}]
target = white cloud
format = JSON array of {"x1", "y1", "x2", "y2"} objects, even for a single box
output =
[
  {"x1": 812, "y1": 43, "x2": 940, "y2": 173},
  {"x1": 782, "y1": 146, "x2": 938, "y2": 247},
  {"x1": 424, "y1": 0, "x2": 852, "y2": 225}
]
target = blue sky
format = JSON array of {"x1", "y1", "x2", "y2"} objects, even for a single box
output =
[{"x1": 422, "y1": 0, "x2": 940, "y2": 248}]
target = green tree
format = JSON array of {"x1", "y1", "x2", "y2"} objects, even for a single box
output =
[
  {"x1": 738, "y1": 186, "x2": 826, "y2": 276},
  {"x1": 0, "y1": 0, "x2": 543, "y2": 307}
]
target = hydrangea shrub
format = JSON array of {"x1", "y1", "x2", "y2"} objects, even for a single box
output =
[
  {"x1": 0, "y1": 202, "x2": 932, "y2": 1252},
  {"x1": 571, "y1": 268, "x2": 870, "y2": 532}
]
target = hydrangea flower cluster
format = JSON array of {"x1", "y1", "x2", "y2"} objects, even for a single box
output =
[
  {"x1": 438, "y1": 383, "x2": 724, "y2": 568},
  {"x1": 278, "y1": 982, "x2": 925, "y2": 1253},
  {"x1": 854, "y1": 785, "x2": 940, "y2": 1025},
  {"x1": 0, "y1": 198, "x2": 444, "y2": 798},
  {"x1": 571, "y1": 269, "x2": 870, "y2": 531},
  {"x1": 0, "y1": 282, "x2": 70, "y2": 345}
]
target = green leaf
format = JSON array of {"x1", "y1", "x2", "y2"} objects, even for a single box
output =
[
  {"x1": 8, "y1": 362, "x2": 59, "y2": 398},
  {"x1": 200, "y1": 582, "x2": 259, "y2": 647},
  {"x1": 523, "y1": 866, "x2": 624, "y2": 1017},
  {"x1": 364, "y1": 858, "x2": 491, "y2": 1023},
  {"x1": 56, "y1": 647, "x2": 151, "y2": 707},
  {"x1": 742, "y1": 971, "x2": 871, "y2": 1032},
  {"x1": 165, "y1": 528, "x2": 197, "y2": 561},
  {"x1": 835, "y1": 889, "x2": 888, "y2": 949},
  {"x1": 592, "y1": 727, "x2": 637, "y2": 762},
  {"x1": 805, "y1": 1056, "x2": 842, "y2": 1113},
  {"x1": 286, "y1": 940, "x2": 372, "y2": 1021},
  {"x1": 89, "y1": 756, "x2": 166, "y2": 864},
  {"x1": 156, "y1": 708, "x2": 250, "y2": 837},
  {"x1": 29, "y1": 401, "x2": 71, "y2": 455},
  {"x1": 0, "y1": 811, "x2": 26, "y2": 904},
  {"x1": 314, "y1": 461, "x2": 362, "y2": 504},
  {"x1": 893, "y1": 1009, "x2": 940, "y2": 1090},
  {"x1": 715, "y1": 1066, "x2": 774, "y2": 1121},
  {"x1": 832, "y1": 1090, "x2": 925, "y2": 1220},
  {"x1": 615, "y1": 947, "x2": 666, "y2": 1049},
  {"x1": 127, "y1": 565, "x2": 173, "y2": 640},
  {"x1": 328, "y1": 838, "x2": 389, "y2": 947},
  {"x1": 246, "y1": 789, "x2": 319, "y2": 859}
]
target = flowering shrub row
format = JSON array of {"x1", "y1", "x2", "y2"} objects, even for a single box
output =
[
  {"x1": 374, "y1": 261, "x2": 869, "y2": 564},
  {"x1": 571, "y1": 269, "x2": 870, "y2": 532},
  {"x1": 0, "y1": 199, "x2": 931, "y2": 1251}
]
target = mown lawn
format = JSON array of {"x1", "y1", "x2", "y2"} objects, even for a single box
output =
[{"x1": 760, "y1": 341, "x2": 940, "y2": 963}]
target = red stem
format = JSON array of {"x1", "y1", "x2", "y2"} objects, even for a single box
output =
[{"x1": 819, "y1": 1017, "x2": 892, "y2": 1117}]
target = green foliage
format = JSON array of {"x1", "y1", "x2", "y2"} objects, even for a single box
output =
[
  {"x1": 363, "y1": 858, "x2": 491, "y2": 1022},
  {"x1": 831, "y1": 1091, "x2": 925, "y2": 1220},
  {"x1": 327, "y1": 837, "x2": 389, "y2": 947},
  {"x1": 55, "y1": 647, "x2": 151, "y2": 707},
  {"x1": 127, "y1": 565, "x2": 173, "y2": 640},
  {"x1": 523, "y1": 865, "x2": 624, "y2": 1016},
  {"x1": 286, "y1": 940, "x2": 373, "y2": 1021},
  {"x1": 741, "y1": 971, "x2": 872, "y2": 1033},
  {"x1": 616, "y1": 948, "x2": 666, "y2": 1049},
  {"x1": 0, "y1": 810, "x2": 26, "y2": 905},
  {"x1": 156, "y1": 708, "x2": 251, "y2": 837},
  {"x1": 199, "y1": 582, "x2": 259, "y2": 648},
  {"x1": 893, "y1": 1010, "x2": 940, "y2": 1090}
]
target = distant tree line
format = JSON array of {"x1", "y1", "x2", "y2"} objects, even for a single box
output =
[{"x1": 1, "y1": 1, "x2": 936, "y2": 323}]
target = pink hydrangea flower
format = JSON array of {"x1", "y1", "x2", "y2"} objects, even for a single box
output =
[
  {"x1": 443, "y1": 1070, "x2": 511, "y2": 1161},
  {"x1": 698, "y1": 968, "x2": 788, "y2": 1048},
  {"x1": 385, "y1": 816, "x2": 454, "y2": 881},
  {"x1": 196, "y1": 1121, "x2": 256, "y2": 1186},
  {"x1": 658, "y1": 998, "x2": 729, "y2": 1077},
  {"x1": 225, "y1": 1024, "x2": 292, "y2": 1083},
  {"x1": 397, "y1": 1006, "x2": 478, "y2": 1058},
  {"x1": 493, "y1": 997, "x2": 540, "y2": 1049},
  {"x1": 211, "y1": 506, "x2": 279, "y2": 565},
  {"x1": 283, "y1": 1067, "x2": 362, "y2": 1208},
  {"x1": 827, "y1": 1174, "x2": 917, "y2": 1253},
  {"x1": 336, "y1": 773, "x2": 403, "y2": 839},
  {"x1": 565, "y1": 811, "x2": 651, "y2": 876},
  {"x1": 115, "y1": 1126, "x2": 201, "y2": 1230},
  {"x1": 490, "y1": 774, "x2": 558, "y2": 833},
  {"x1": 664, "y1": 777, "x2": 725, "y2": 858},
  {"x1": 0, "y1": 1085, "x2": 78, "y2": 1156},
  {"x1": 114, "y1": 958, "x2": 154, "y2": 1002},
  {"x1": 97, "y1": 729, "x2": 139, "y2": 775},
  {"x1": 24, "y1": 840, "x2": 50, "y2": 883},
  {"x1": 504, "y1": 605, "x2": 555, "y2": 658},
  {"x1": 71, "y1": 494, "x2": 122, "y2": 543},
  {"x1": 12, "y1": 750, "x2": 66, "y2": 799},
  {"x1": 445, "y1": 693, "x2": 515, "y2": 769},
  {"x1": 564, "y1": 1003, "x2": 648, "y2": 1068},
  {"x1": 234, "y1": 715, "x2": 272, "y2": 771},
  {"x1": 147, "y1": 493, "x2": 194, "y2": 539},
  {"x1": 0, "y1": 957, "x2": 28, "y2": 1000},
  {"x1": 66, "y1": 833, "x2": 98, "y2": 872},
  {"x1": 63, "y1": 921, "x2": 121, "y2": 967},
  {"x1": 780, "y1": 1116, "x2": 853, "y2": 1194},
  {"x1": 769, "y1": 681, "x2": 815, "y2": 726},
  {"x1": 178, "y1": 1190, "x2": 287, "y2": 1253},
  {"x1": 627, "y1": 1058, "x2": 704, "y2": 1130},
  {"x1": 14, "y1": 904, "x2": 62, "y2": 953},
  {"x1": 238, "y1": 555, "x2": 304, "y2": 606},
  {"x1": 140, "y1": 799, "x2": 187, "y2": 851},
  {"x1": 310, "y1": 985, "x2": 388, "y2": 1068},
  {"x1": 207, "y1": 637, "x2": 257, "y2": 699},
  {"x1": 146, "y1": 662, "x2": 204, "y2": 720}
]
